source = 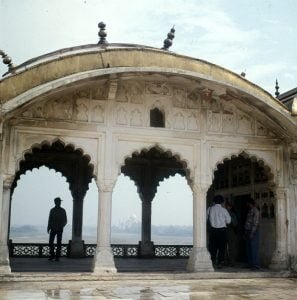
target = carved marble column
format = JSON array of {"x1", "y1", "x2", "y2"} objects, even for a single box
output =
[
  {"x1": 139, "y1": 191, "x2": 155, "y2": 257},
  {"x1": 269, "y1": 187, "x2": 288, "y2": 270},
  {"x1": 289, "y1": 156, "x2": 297, "y2": 271},
  {"x1": 93, "y1": 180, "x2": 116, "y2": 274},
  {"x1": 187, "y1": 184, "x2": 214, "y2": 272},
  {"x1": 0, "y1": 176, "x2": 12, "y2": 273}
]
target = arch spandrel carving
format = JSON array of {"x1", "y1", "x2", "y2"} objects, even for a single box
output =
[
  {"x1": 130, "y1": 109, "x2": 143, "y2": 127},
  {"x1": 16, "y1": 82, "x2": 109, "y2": 124},
  {"x1": 172, "y1": 87, "x2": 187, "y2": 108},
  {"x1": 116, "y1": 80, "x2": 144, "y2": 104},
  {"x1": 145, "y1": 82, "x2": 172, "y2": 96},
  {"x1": 10, "y1": 73, "x2": 286, "y2": 139},
  {"x1": 187, "y1": 112, "x2": 200, "y2": 132}
]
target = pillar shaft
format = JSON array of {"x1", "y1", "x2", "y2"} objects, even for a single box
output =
[
  {"x1": 0, "y1": 177, "x2": 12, "y2": 273},
  {"x1": 141, "y1": 199, "x2": 152, "y2": 243},
  {"x1": 139, "y1": 193, "x2": 154, "y2": 257},
  {"x1": 93, "y1": 181, "x2": 116, "y2": 273},
  {"x1": 187, "y1": 184, "x2": 213, "y2": 272},
  {"x1": 70, "y1": 196, "x2": 84, "y2": 257},
  {"x1": 270, "y1": 187, "x2": 288, "y2": 270}
]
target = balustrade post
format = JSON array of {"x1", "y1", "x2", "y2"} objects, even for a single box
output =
[{"x1": 187, "y1": 183, "x2": 214, "y2": 272}]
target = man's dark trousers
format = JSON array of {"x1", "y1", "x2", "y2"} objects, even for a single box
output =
[
  {"x1": 209, "y1": 227, "x2": 227, "y2": 265},
  {"x1": 49, "y1": 230, "x2": 63, "y2": 259}
]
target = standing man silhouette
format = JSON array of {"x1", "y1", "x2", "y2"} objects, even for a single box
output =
[
  {"x1": 47, "y1": 197, "x2": 67, "y2": 261},
  {"x1": 208, "y1": 195, "x2": 231, "y2": 268}
]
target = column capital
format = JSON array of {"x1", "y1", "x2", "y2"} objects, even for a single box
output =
[
  {"x1": 3, "y1": 175, "x2": 14, "y2": 190},
  {"x1": 97, "y1": 179, "x2": 116, "y2": 193},
  {"x1": 289, "y1": 142, "x2": 297, "y2": 157},
  {"x1": 275, "y1": 187, "x2": 288, "y2": 200},
  {"x1": 191, "y1": 183, "x2": 210, "y2": 195}
]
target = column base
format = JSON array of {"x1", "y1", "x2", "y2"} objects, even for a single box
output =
[
  {"x1": 69, "y1": 240, "x2": 85, "y2": 257},
  {"x1": 93, "y1": 246, "x2": 117, "y2": 274},
  {"x1": 139, "y1": 241, "x2": 155, "y2": 258},
  {"x1": 0, "y1": 245, "x2": 11, "y2": 274},
  {"x1": 269, "y1": 248, "x2": 288, "y2": 270},
  {"x1": 289, "y1": 255, "x2": 297, "y2": 272},
  {"x1": 187, "y1": 246, "x2": 214, "y2": 272}
]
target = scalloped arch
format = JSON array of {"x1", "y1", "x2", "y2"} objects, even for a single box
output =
[
  {"x1": 18, "y1": 166, "x2": 70, "y2": 187},
  {"x1": 12, "y1": 138, "x2": 95, "y2": 195},
  {"x1": 16, "y1": 138, "x2": 94, "y2": 174},
  {"x1": 120, "y1": 143, "x2": 192, "y2": 185},
  {"x1": 213, "y1": 150, "x2": 274, "y2": 182}
]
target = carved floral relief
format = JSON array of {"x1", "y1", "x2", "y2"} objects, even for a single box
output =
[
  {"x1": 208, "y1": 111, "x2": 221, "y2": 132},
  {"x1": 187, "y1": 112, "x2": 200, "y2": 131},
  {"x1": 116, "y1": 81, "x2": 144, "y2": 103},
  {"x1": 222, "y1": 111, "x2": 235, "y2": 133},
  {"x1": 92, "y1": 85, "x2": 108, "y2": 100},
  {"x1": 74, "y1": 99, "x2": 89, "y2": 121},
  {"x1": 256, "y1": 122, "x2": 268, "y2": 136},
  {"x1": 146, "y1": 82, "x2": 171, "y2": 96},
  {"x1": 116, "y1": 107, "x2": 128, "y2": 125},
  {"x1": 187, "y1": 87, "x2": 201, "y2": 109},
  {"x1": 174, "y1": 112, "x2": 185, "y2": 130},
  {"x1": 237, "y1": 114, "x2": 254, "y2": 135},
  {"x1": 90, "y1": 103, "x2": 105, "y2": 123},
  {"x1": 173, "y1": 88, "x2": 187, "y2": 108},
  {"x1": 130, "y1": 109, "x2": 143, "y2": 127}
]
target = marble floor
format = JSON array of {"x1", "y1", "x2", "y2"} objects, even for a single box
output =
[{"x1": 1, "y1": 278, "x2": 297, "y2": 299}]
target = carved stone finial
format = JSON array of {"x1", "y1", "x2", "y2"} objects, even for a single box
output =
[
  {"x1": 162, "y1": 26, "x2": 175, "y2": 50},
  {"x1": 98, "y1": 22, "x2": 107, "y2": 45},
  {"x1": 275, "y1": 79, "x2": 280, "y2": 97},
  {"x1": 0, "y1": 49, "x2": 14, "y2": 72},
  {"x1": 292, "y1": 96, "x2": 297, "y2": 116}
]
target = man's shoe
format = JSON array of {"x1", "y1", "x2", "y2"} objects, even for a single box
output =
[
  {"x1": 48, "y1": 257, "x2": 54, "y2": 261},
  {"x1": 55, "y1": 257, "x2": 60, "y2": 261}
]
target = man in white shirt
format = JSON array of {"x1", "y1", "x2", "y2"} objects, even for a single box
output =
[{"x1": 207, "y1": 195, "x2": 231, "y2": 267}]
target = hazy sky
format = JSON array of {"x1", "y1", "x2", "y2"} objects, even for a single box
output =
[
  {"x1": 1, "y1": 0, "x2": 297, "y2": 228},
  {"x1": 1, "y1": 0, "x2": 296, "y2": 93}
]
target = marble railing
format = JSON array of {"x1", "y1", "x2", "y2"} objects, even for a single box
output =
[{"x1": 9, "y1": 241, "x2": 192, "y2": 258}]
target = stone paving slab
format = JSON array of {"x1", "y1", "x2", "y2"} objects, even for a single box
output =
[
  {"x1": 1, "y1": 278, "x2": 297, "y2": 299},
  {"x1": 3, "y1": 257, "x2": 293, "y2": 283}
]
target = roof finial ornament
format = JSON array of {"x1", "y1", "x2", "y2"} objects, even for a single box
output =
[
  {"x1": 98, "y1": 22, "x2": 107, "y2": 45},
  {"x1": 0, "y1": 49, "x2": 14, "y2": 72},
  {"x1": 162, "y1": 26, "x2": 175, "y2": 51},
  {"x1": 275, "y1": 79, "x2": 280, "y2": 97}
]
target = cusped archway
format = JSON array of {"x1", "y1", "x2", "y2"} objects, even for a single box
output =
[
  {"x1": 120, "y1": 146, "x2": 191, "y2": 257},
  {"x1": 207, "y1": 152, "x2": 276, "y2": 267},
  {"x1": 11, "y1": 139, "x2": 95, "y2": 257}
]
